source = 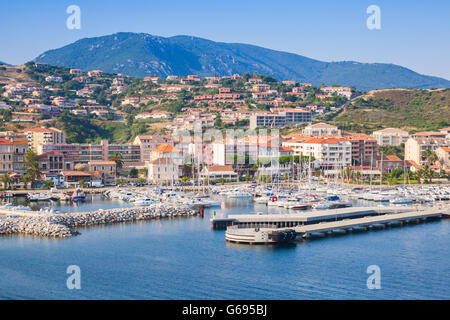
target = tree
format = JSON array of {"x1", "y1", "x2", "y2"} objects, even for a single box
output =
[
  {"x1": 44, "y1": 180, "x2": 54, "y2": 189},
  {"x1": 1, "y1": 173, "x2": 11, "y2": 189},
  {"x1": 79, "y1": 179, "x2": 86, "y2": 188},
  {"x1": 109, "y1": 152, "x2": 123, "y2": 176},
  {"x1": 24, "y1": 149, "x2": 42, "y2": 187},
  {"x1": 355, "y1": 171, "x2": 361, "y2": 184},
  {"x1": 181, "y1": 176, "x2": 189, "y2": 184},
  {"x1": 21, "y1": 174, "x2": 32, "y2": 189},
  {"x1": 128, "y1": 168, "x2": 138, "y2": 178},
  {"x1": 138, "y1": 167, "x2": 148, "y2": 178}
]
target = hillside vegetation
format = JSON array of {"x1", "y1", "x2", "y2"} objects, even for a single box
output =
[
  {"x1": 0, "y1": 65, "x2": 34, "y2": 85},
  {"x1": 327, "y1": 88, "x2": 450, "y2": 133}
]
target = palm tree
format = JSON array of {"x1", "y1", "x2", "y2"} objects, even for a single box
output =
[
  {"x1": 422, "y1": 164, "x2": 435, "y2": 183},
  {"x1": 21, "y1": 174, "x2": 32, "y2": 189},
  {"x1": 24, "y1": 149, "x2": 42, "y2": 187},
  {"x1": 424, "y1": 149, "x2": 438, "y2": 166},
  {"x1": 109, "y1": 152, "x2": 123, "y2": 176},
  {"x1": 355, "y1": 171, "x2": 361, "y2": 184},
  {"x1": 1, "y1": 173, "x2": 12, "y2": 189}
]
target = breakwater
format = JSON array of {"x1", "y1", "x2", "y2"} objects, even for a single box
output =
[{"x1": 0, "y1": 205, "x2": 197, "y2": 238}]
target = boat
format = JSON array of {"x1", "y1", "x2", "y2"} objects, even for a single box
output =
[
  {"x1": 313, "y1": 202, "x2": 334, "y2": 210},
  {"x1": 71, "y1": 189, "x2": 86, "y2": 202},
  {"x1": 390, "y1": 197, "x2": 414, "y2": 205},
  {"x1": 288, "y1": 203, "x2": 311, "y2": 210},
  {"x1": 133, "y1": 197, "x2": 154, "y2": 206},
  {"x1": 226, "y1": 190, "x2": 252, "y2": 199},
  {"x1": 27, "y1": 193, "x2": 51, "y2": 202}
]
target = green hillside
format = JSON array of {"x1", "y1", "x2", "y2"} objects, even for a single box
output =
[{"x1": 327, "y1": 89, "x2": 450, "y2": 133}]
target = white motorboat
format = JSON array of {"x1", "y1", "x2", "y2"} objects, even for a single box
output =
[
  {"x1": 390, "y1": 197, "x2": 414, "y2": 205},
  {"x1": 133, "y1": 198, "x2": 154, "y2": 206}
]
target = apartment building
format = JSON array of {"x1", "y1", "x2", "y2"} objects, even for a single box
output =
[
  {"x1": 88, "y1": 161, "x2": 116, "y2": 186},
  {"x1": 26, "y1": 127, "x2": 66, "y2": 153},
  {"x1": 146, "y1": 158, "x2": 180, "y2": 184},
  {"x1": 302, "y1": 123, "x2": 341, "y2": 136},
  {"x1": 133, "y1": 135, "x2": 172, "y2": 162},
  {"x1": 412, "y1": 131, "x2": 447, "y2": 139},
  {"x1": 282, "y1": 137, "x2": 352, "y2": 169},
  {"x1": 12, "y1": 138, "x2": 28, "y2": 173},
  {"x1": 372, "y1": 128, "x2": 409, "y2": 146},
  {"x1": 346, "y1": 135, "x2": 378, "y2": 165},
  {"x1": 435, "y1": 147, "x2": 450, "y2": 170},
  {"x1": 321, "y1": 86, "x2": 353, "y2": 99},
  {"x1": 39, "y1": 151, "x2": 65, "y2": 175},
  {"x1": 41, "y1": 144, "x2": 80, "y2": 169},
  {"x1": 405, "y1": 137, "x2": 448, "y2": 165},
  {"x1": 0, "y1": 138, "x2": 13, "y2": 174},
  {"x1": 79, "y1": 141, "x2": 141, "y2": 165},
  {"x1": 249, "y1": 109, "x2": 312, "y2": 129}
]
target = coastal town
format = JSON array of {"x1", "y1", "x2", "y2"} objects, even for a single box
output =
[
  {"x1": 2, "y1": 1, "x2": 450, "y2": 303},
  {"x1": 0, "y1": 62, "x2": 449, "y2": 190}
]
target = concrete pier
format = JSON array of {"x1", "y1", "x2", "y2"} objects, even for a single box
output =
[{"x1": 223, "y1": 207, "x2": 447, "y2": 244}]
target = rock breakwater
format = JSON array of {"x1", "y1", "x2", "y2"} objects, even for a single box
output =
[{"x1": 0, "y1": 205, "x2": 196, "y2": 238}]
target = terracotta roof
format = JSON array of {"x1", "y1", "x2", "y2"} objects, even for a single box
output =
[
  {"x1": 206, "y1": 165, "x2": 235, "y2": 172},
  {"x1": 0, "y1": 138, "x2": 13, "y2": 145},
  {"x1": 61, "y1": 171, "x2": 101, "y2": 178},
  {"x1": 12, "y1": 138, "x2": 28, "y2": 145},
  {"x1": 384, "y1": 155, "x2": 402, "y2": 162},
  {"x1": 88, "y1": 161, "x2": 116, "y2": 165},
  {"x1": 405, "y1": 160, "x2": 421, "y2": 169},
  {"x1": 301, "y1": 138, "x2": 347, "y2": 145},
  {"x1": 438, "y1": 147, "x2": 450, "y2": 152},
  {"x1": 152, "y1": 144, "x2": 182, "y2": 153}
]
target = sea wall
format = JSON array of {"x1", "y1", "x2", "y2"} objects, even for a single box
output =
[{"x1": 0, "y1": 205, "x2": 197, "y2": 238}]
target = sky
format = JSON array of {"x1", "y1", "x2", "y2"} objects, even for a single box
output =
[{"x1": 0, "y1": 0, "x2": 449, "y2": 79}]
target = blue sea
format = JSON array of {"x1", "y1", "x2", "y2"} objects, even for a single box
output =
[{"x1": 0, "y1": 197, "x2": 449, "y2": 299}]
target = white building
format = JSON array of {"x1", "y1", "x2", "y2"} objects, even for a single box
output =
[
  {"x1": 283, "y1": 138, "x2": 351, "y2": 169},
  {"x1": 200, "y1": 165, "x2": 237, "y2": 182},
  {"x1": 146, "y1": 158, "x2": 180, "y2": 184},
  {"x1": 372, "y1": 128, "x2": 409, "y2": 146},
  {"x1": 302, "y1": 123, "x2": 341, "y2": 136}
]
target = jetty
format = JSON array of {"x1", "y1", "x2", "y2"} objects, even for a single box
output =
[
  {"x1": 224, "y1": 205, "x2": 450, "y2": 244},
  {"x1": 212, "y1": 206, "x2": 419, "y2": 230}
]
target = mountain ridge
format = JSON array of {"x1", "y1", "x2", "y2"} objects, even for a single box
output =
[{"x1": 35, "y1": 32, "x2": 450, "y2": 91}]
